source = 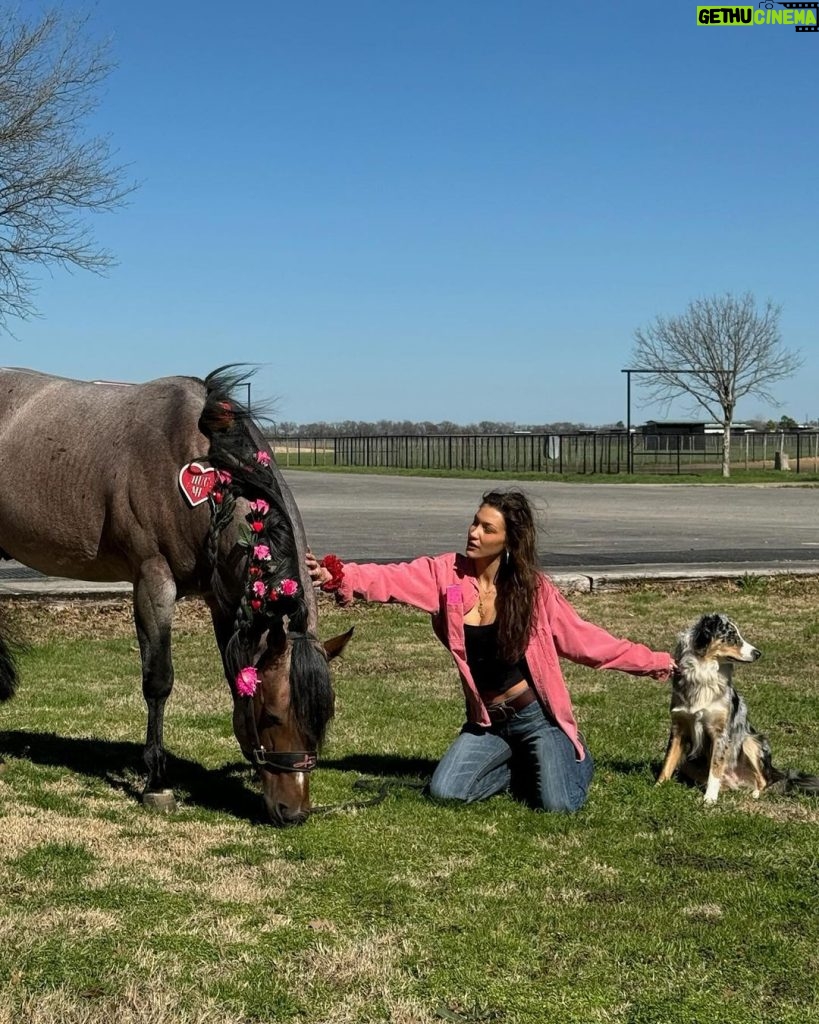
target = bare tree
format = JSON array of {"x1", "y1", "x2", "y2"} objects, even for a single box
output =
[
  {"x1": 632, "y1": 293, "x2": 802, "y2": 477},
  {"x1": 0, "y1": 9, "x2": 134, "y2": 331}
]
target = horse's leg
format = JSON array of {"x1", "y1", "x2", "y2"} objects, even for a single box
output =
[{"x1": 133, "y1": 557, "x2": 178, "y2": 812}]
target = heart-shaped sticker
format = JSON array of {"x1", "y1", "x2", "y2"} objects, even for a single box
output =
[{"x1": 179, "y1": 461, "x2": 217, "y2": 507}]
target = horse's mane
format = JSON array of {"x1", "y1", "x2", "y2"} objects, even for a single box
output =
[{"x1": 198, "y1": 366, "x2": 334, "y2": 746}]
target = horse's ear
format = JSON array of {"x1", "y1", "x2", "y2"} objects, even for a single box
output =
[{"x1": 323, "y1": 627, "x2": 354, "y2": 661}]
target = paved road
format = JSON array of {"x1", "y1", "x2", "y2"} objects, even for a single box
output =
[
  {"x1": 286, "y1": 473, "x2": 819, "y2": 574},
  {"x1": 1, "y1": 473, "x2": 817, "y2": 594}
]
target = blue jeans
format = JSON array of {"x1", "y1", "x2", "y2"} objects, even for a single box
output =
[{"x1": 428, "y1": 700, "x2": 594, "y2": 813}]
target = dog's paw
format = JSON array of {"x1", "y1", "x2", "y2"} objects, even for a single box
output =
[
  {"x1": 703, "y1": 793, "x2": 718, "y2": 805},
  {"x1": 752, "y1": 789, "x2": 761, "y2": 799}
]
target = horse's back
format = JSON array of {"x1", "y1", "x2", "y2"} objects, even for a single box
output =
[{"x1": 0, "y1": 369, "x2": 212, "y2": 583}]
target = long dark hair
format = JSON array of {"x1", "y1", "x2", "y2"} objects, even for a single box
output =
[{"x1": 480, "y1": 489, "x2": 540, "y2": 661}]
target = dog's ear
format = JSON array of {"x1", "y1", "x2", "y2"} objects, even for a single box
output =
[{"x1": 692, "y1": 613, "x2": 722, "y2": 652}]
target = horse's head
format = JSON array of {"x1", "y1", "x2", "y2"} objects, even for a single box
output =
[{"x1": 232, "y1": 625, "x2": 352, "y2": 825}]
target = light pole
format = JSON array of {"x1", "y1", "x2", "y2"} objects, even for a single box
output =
[{"x1": 620, "y1": 367, "x2": 725, "y2": 474}]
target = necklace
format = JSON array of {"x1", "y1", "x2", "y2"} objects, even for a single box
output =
[{"x1": 477, "y1": 582, "x2": 496, "y2": 618}]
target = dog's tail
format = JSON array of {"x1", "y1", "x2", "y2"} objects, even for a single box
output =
[{"x1": 767, "y1": 766, "x2": 819, "y2": 797}]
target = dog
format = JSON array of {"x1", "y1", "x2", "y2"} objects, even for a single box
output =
[{"x1": 656, "y1": 613, "x2": 819, "y2": 804}]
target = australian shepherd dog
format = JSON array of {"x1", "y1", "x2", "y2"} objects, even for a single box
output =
[{"x1": 656, "y1": 613, "x2": 819, "y2": 804}]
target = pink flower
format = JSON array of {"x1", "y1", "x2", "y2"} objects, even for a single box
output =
[
  {"x1": 236, "y1": 666, "x2": 260, "y2": 697},
  {"x1": 280, "y1": 578, "x2": 298, "y2": 596},
  {"x1": 252, "y1": 580, "x2": 266, "y2": 597},
  {"x1": 255, "y1": 450, "x2": 272, "y2": 466},
  {"x1": 253, "y1": 544, "x2": 271, "y2": 561},
  {"x1": 249, "y1": 499, "x2": 270, "y2": 515},
  {"x1": 217, "y1": 470, "x2": 233, "y2": 485},
  {"x1": 250, "y1": 519, "x2": 265, "y2": 533}
]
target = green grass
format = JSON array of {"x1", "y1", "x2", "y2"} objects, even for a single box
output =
[
  {"x1": 0, "y1": 583, "x2": 818, "y2": 1023},
  {"x1": 281, "y1": 462, "x2": 819, "y2": 485}
]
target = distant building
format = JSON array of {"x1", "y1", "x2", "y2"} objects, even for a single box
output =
[{"x1": 640, "y1": 420, "x2": 753, "y2": 451}]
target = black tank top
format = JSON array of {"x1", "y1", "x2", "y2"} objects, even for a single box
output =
[{"x1": 464, "y1": 621, "x2": 526, "y2": 696}]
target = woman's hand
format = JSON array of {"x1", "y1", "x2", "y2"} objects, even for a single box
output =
[{"x1": 306, "y1": 549, "x2": 332, "y2": 589}]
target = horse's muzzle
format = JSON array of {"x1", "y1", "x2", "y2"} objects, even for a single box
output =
[{"x1": 268, "y1": 802, "x2": 310, "y2": 827}]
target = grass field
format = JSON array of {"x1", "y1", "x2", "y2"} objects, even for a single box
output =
[
  {"x1": 0, "y1": 580, "x2": 817, "y2": 1024},
  {"x1": 281, "y1": 463, "x2": 819, "y2": 486}
]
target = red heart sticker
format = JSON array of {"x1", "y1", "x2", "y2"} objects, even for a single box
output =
[{"x1": 179, "y1": 461, "x2": 217, "y2": 507}]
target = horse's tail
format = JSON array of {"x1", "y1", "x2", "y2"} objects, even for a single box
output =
[{"x1": 0, "y1": 620, "x2": 19, "y2": 701}]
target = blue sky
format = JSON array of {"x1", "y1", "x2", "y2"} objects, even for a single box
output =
[{"x1": 5, "y1": 1, "x2": 817, "y2": 426}]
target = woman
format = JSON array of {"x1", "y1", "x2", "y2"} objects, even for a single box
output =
[{"x1": 306, "y1": 489, "x2": 673, "y2": 813}]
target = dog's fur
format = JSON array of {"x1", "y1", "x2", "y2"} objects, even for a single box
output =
[{"x1": 657, "y1": 613, "x2": 819, "y2": 804}]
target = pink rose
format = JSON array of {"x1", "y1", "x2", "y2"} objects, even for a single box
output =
[
  {"x1": 253, "y1": 544, "x2": 271, "y2": 561},
  {"x1": 236, "y1": 666, "x2": 260, "y2": 697},
  {"x1": 217, "y1": 470, "x2": 233, "y2": 485},
  {"x1": 255, "y1": 450, "x2": 272, "y2": 466},
  {"x1": 280, "y1": 578, "x2": 298, "y2": 597},
  {"x1": 252, "y1": 580, "x2": 266, "y2": 597},
  {"x1": 249, "y1": 499, "x2": 270, "y2": 515}
]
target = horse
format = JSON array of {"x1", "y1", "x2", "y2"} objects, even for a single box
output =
[{"x1": 0, "y1": 366, "x2": 350, "y2": 825}]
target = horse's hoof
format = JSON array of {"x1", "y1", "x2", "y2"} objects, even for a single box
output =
[{"x1": 143, "y1": 789, "x2": 177, "y2": 813}]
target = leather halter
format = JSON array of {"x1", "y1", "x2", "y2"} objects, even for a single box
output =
[
  {"x1": 240, "y1": 628, "x2": 320, "y2": 775},
  {"x1": 240, "y1": 695, "x2": 318, "y2": 774}
]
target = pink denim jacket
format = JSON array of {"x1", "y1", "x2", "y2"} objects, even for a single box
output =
[{"x1": 338, "y1": 552, "x2": 673, "y2": 760}]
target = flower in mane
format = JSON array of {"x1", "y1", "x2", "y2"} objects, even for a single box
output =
[
  {"x1": 255, "y1": 450, "x2": 272, "y2": 466},
  {"x1": 253, "y1": 544, "x2": 271, "y2": 561},
  {"x1": 236, "y1": 665, "x2": 260, "y2": 697}
]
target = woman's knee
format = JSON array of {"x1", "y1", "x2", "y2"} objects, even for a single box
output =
[
  {"x1": 529, "y1": 787, "x2": 589, "y2": 813},
  {"x1": 427, "y1": 775, "x2": 471, "y2": 803}
]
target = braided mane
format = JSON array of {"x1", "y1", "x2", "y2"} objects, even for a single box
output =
[{"x1": 199, "y1": 367, "x2": 334, "y2": 746}]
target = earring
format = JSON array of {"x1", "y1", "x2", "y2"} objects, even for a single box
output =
[{"x1": 505, "y1": 549, "x2": 510, "y2": 565}]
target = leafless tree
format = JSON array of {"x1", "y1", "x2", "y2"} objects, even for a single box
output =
[
  {"x1": 632, "y1": 293, "x2": 802, "y2": 477},
  {"x1": 0, "y1": 9, "x2": 134, "y2": 331}
]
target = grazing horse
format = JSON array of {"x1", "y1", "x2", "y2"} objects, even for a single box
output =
[{"x1": 0, "y1": 366, "x2": 348, "y2": 825}]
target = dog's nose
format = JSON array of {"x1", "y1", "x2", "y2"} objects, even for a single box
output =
[{"x1": 750, "y1": 648, "x2": 762, "y2": 661}]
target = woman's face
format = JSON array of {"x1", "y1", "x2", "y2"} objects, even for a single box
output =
[{"x1": 466, "y1": 504, "x2": 507, "y2": 561}]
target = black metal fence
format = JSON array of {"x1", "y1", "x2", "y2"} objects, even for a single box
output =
[{"x1": 267, "y1": 432, "x2": 819, "y2": 475}]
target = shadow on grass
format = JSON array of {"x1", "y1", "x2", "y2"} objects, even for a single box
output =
[
  {"x1": 0, "y1": 729, "x2": 266, "y2": 823},
  {"x1": 321, "y1": 752, "x2": 437, "y2": 780}
]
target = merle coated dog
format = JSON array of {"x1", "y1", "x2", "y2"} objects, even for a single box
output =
[{"x1": 656, "y1": 613, "x2": 819, "y2": 804}]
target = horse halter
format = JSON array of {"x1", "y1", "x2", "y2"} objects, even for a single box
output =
[
  {"x1": 240, "y1": 629, "x2": 321, "y2": 775},
  {"x1": 240, "y1": 695, "x2": 318, "y2": 774}
]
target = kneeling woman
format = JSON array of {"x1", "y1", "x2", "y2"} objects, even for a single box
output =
[{"x1": 307, "y1": 490, "x2": 673, "y2": 813}]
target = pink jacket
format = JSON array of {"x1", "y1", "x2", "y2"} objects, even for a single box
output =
[{"x1": 338, "y1": 553, "x2": 673, "y2": 759}]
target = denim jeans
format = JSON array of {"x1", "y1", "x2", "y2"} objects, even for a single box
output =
[{"x1": 428, "y1": 700, "x2": 594, "y2": 813}]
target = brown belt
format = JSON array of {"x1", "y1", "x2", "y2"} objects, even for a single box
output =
[{"x1": 485, "y1": 686, "x2": 537, "y2": 723}]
